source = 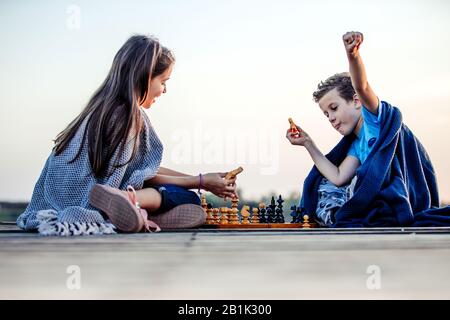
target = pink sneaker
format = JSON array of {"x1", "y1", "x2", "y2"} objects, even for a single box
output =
[
  {"x1": 89, "y1": 184, "x2": 160, "y2": 233},
  {"x1": 148, "y1": 204, "x2": 206, "y2": 229}
]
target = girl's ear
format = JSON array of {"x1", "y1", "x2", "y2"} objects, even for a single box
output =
[{"x1": 353, "y1": 93, "x2": 362, "y2": 110}]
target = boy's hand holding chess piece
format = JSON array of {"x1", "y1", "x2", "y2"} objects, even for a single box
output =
[{"x1": 286, "y1": 118, "x2": 313, "y2": 148}]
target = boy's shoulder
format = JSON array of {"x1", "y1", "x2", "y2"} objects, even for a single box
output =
[{"x1": 362, "y1": 98, "x2": 384, "y2": 124}]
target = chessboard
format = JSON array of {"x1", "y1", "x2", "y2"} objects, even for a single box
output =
[{"x1": 199, "y1": 194, "x2": 317, "y2": 229}]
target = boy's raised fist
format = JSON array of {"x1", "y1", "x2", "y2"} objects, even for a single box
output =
[{"x1": 343, "y1": 31, "x2": 363, "y2": 57}]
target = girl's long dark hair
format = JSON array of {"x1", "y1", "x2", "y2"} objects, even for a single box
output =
[{"x1": 53, "y1": 35, "x2": 174, "y2": 179}]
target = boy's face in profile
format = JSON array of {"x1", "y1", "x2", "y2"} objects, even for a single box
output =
[{"x1": 318, "y1": 88, "x2": 362, "y2": 136}]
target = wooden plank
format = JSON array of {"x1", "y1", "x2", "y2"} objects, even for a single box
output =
[
  {"x1": 3, "y1": 224, "x2": 450, "y2": 234},
  {"x1": 1, "y1": 231, "x2": 450, "y2": 299}
]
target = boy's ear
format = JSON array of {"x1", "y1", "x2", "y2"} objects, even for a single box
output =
[{"x1": 353, "y1": 93, "x2": 362, "y2": 109}]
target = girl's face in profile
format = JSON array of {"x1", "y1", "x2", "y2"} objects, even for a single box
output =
[{"x1": 140, "y1": 63, "x2": 174, "y2": 109}]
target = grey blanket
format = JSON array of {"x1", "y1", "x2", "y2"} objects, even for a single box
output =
[{"x1": 17, "y1": 108, "x2": 163, "y2": 236}]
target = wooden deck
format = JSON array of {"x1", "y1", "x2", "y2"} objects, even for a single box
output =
[{"x1": 1, "y1": 224, "x2": 450, "y2": 299}]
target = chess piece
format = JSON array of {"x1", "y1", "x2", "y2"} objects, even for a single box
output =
[
  {"x1": 266, "y1": 207, "x2": 273, "y2": 223},
  {"x1": 240, "y1": 205, "x2": 250, "y2": 224},
  {"x1": 275, "y1": 195, "x2": 285, "y2": 223},
  {"x1": 205, "y1": 203, "x2": 214, "y2": 224},
  {"x1": 302, "y1": 215, "x2": 311, "y2": 229},
  {"x1": 275, "y1": 208, "x2": 284, "y2": 223},
  {"x1": 295, "y1": 207, "x2": 303, "y2": 223},
  {"x1": 267, "y1": 196, "x2": 276, "y2": 223},
  {"x1": 251, "y1": 207, "x2": 259, "y2": 224},
  {"x1": 225, "y1": 166, "x2": 244, "y2": 179},
  {"x1": 231, "y1": 197, "x2": 239, "y2": 211},
  {"x1": 224, "y1": 168, "x2": 242, "y2": 202},
  {"x1": 212, "y1": 208, "x2": 220, "y2": 224},
  {"x1": 258, "y1": 203, "x2": 267, "y2": 223},
  {"x1": 229, "y1": 207, "x2": 240, "y2": 224},
  {"x1": 277, "y1": 195, "x2": 284, "y2": 206},
  {"x1": 290, "y1": 205, "x2": 297, "y2": 223},
  {"x1": 288, "y1": 117, "x2": 300, "y2": 137},
  {"x1": 201, "y1": 194, "x2": 207, "y2": 212},
  {"x1": 219, "y1": 207, "x2": 229, "y2": 224}
]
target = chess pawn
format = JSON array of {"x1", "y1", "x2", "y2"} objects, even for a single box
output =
[
  {"x1": 258, "y1": 203, "x2": 267, "y2": 223},
  {"x1": 275, "y1": 207, "x2": 285, "y2": 223},
  {"x1": 251, "y1": 207, "x2": 259, "y2": 224},
  {"x1": 229, "y1": 207, "x2": 240, "y2": 224},
  {"x1": 240, "y1": 205, "x2": 250, "y2": 224},
  {"x1": 302, "y1": 215, "x2": 311, "y2": 229},
  {"x1": 212, "y1": 208, "x2": 220, "y2": 224},
  {"x1": 219, "y1": 207, "x2": 229, "y2": 224},
  {"x1": 205, "y1": 204, "x2": 214, "y2": 225}
]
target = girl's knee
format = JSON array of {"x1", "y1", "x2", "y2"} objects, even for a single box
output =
[{"x1": 155, "y1": 184, "x2": 200, "y2": 213}]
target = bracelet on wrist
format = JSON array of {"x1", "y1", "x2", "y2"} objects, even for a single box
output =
[{"x1": 198, "y1": 173, "x2": 203, "y2": 195}]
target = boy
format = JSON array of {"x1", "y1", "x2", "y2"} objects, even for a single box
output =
[{"x1": 287, "y1": 31, "x2": 449, "y2": 227}]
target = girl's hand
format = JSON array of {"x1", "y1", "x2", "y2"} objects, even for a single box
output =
[
  {"x1": 202, "y1": 172, "x2": 237, "y2": 199},
  {"x1": 286, "y1": 125, "x2": 312, "y2": 147},
  {"x1": 343, "y1": 31, "x2": 363, "y2": 58}
]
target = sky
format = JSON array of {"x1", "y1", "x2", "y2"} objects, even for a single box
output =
[{"x1": 0, "y1": 0, "x2": 449, "y2": 202}]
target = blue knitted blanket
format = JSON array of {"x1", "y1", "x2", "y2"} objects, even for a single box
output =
[
  {"x1": 17, "y1": 108, "x2": 163, "y2": 236},
  {"x1": 300, "y1": 101, "x2": 450, "y2": 227}
]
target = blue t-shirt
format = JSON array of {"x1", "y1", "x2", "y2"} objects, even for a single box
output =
[{"x1": 348, "y1": 100, "x2": 383, "y2": 164}]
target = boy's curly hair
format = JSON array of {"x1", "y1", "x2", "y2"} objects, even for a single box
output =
[{"x1": 312, "y1": 72, "x2": 356, "y2": 103}]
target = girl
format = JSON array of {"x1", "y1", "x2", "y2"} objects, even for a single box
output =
[{"x1": 17, "y1": 34, "x2": 237, "y2": 236}]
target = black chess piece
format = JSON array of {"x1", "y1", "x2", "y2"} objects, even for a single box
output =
[
  {"x1": 268, "y1": 196, "x2": 276, "y2": 223},
  {"x1": 290, "y1": 205, "x2": 297, "y2": 223},
  {"x1": 259, "y1": 206, "x2": 267, "y2": 223},
  {"x1": 277, "y1": 195, "x2": 284, "y2": 206},
  {"x1": 270, "y1": 196, "x2": 276, "y2": 209},
  {"x1": 266, "y1": 207, "x2": 274, "y2": 223},
  {"x1": 294, "y1": 207, "x2": 303, "y2": 223},
  {"x1": 275, "y1": 195, "x2": 284, "y2": 223},
  {"x1": 275, "y1": 207, "x2": 284, "y2": 223}
]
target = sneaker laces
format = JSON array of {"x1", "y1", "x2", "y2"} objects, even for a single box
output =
[{"x1": 126, "y1": 185, "x2": 161, "y2": 232}]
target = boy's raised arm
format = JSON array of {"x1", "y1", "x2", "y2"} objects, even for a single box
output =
[
  {"x1": 286, "y1": 125, "x2": 360, "y2": 187},
  {"x1": 343, "y1": 31, "x2": 379, "y2": 114}
]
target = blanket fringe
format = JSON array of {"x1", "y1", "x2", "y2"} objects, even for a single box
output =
[{"x1": 37, "y1": 210, "x2": 116, "y2": 236}]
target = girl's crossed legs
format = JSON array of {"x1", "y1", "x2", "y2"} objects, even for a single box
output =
[{"x1": 90, "y1": 184, "x2": 204, "y2": 232}]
